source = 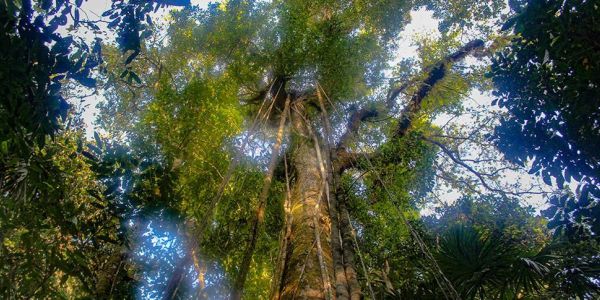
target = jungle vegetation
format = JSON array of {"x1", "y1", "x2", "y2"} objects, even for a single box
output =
[{"x1": 0, "y1": 0, "x2": 599, "y2": 299}]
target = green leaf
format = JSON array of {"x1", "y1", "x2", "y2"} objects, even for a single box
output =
[
  {"x1": 0, "y1": 140, "x2": 8, "y2": 154},
  {"x1": 542, "y1": 172, "x2": 552, "y2": 186},
  {"x1": 94, "y1": 131, "x2": 103, "y2": 149}
]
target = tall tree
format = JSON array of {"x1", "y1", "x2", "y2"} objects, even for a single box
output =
[
  {"x1": 8, "y1": 0, "x2": 599, "y2": 299},
  {"x1": 97, "y1": 1, "x2": 503, "y2": 298}
]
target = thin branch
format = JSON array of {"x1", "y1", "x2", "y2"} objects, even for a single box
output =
[
  {"x1": 306, "y1": 114, "x2": 334, "y2": 300},
  {"x1": 386, "y1": 81, "x2": 410, "y2": 109},
  {"x1": 425, "y1": 137, "x2": 547, "y2": 197},
  {"x1": 426, "y1": 136, "x2": 507, "y2": 194},
  {"x1": 271, "y1": 154, "x2": 294, "y2": 300}
]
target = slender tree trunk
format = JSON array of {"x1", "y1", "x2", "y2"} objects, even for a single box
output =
[
  {"x1": 317, "y1": 89, "x2": 352, "y2": 300},
  {"x1": 162, "y1": 257, "x2": 188, "y2": 300},
  {"x1": 184, "y1": 220, "x2": 206, "y2": 291},
  {"x1": 232, "y1": 98, "x2": 290, "y2": 299},
  {"x1": 271, "y1": 155, "x2": 294, "y2": 299},
  {"x1": 338, "y1": 199, "x2": 361, "y2": 300}
]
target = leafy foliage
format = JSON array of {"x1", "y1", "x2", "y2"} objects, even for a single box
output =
[
  {"x1": 104, "y1": 0, "x2": 191, "y2": 66},
  {"x1": 0, "y1": 1, "x2": 182, "y2": 297},
  {"x1": 2, "y1": 0, "x2": 599, "y2": 298},
  {"x1": 0, "y1": 0, "x2": 100, "y2": 149},
  {"x1": 437, "y1": 225, "x2": 549, "y2": 299},
  {"x1": 0, "y1": 133, "x2": 134, "y2": 299},
  {"x1": 490, "y1": 0, "x2": 600, "y2": 238}
]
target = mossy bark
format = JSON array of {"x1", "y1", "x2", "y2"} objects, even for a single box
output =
[{"x1": 275, "y1": 103, "x2": 335, "y2": 300}]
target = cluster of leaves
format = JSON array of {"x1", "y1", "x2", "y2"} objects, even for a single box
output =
[
  {"x1": 544, "y1": 189, "x2": 600, "y2": 240},
  {"x1": 539, "y1": 238, "x2": 600, "y2": 299},
  {"x1": 425, "y1": 196, "x2": 549, "y2": 298},
  {"x1": 425, "y1": 195, "x2": 549, "y2": 250},
  {"x1": 0, "y1": 1, "x2": 185, "y2": 297},
  {"x1": 349, "y1": 190, "x2": 597, "y2": 299},
  {"x1": 96, "y1": 8, "x2": 285, "y2": 295},
  {"x1": 424, "y1": 195, "x2": 599, "y2": 299},
  {"x1": 140, "y1": 80, "x2": 283, "y2": 299},
  {"x1": 274, "y1": 0, "x2": 412, "y2": 99},
  {"x1": 0, "y1": 0, "x2": 101, "y2": 150},
  {"x1": 420, "y1": 0, "x2": 509, "y2": 34},
  {"x1": 103, "y1": 0, "x2": 191, "y2": 67},
  {"x1": 437, "y1": 225, "x2": 549, "y2": 299},
  {"x1": 0, "y1": 132, "x2": 135, "y2": 299},
  {"x1": 164, "y1": 0, "x2": 414, "y2": 104},
  {"x1": 0, "y1": 2, "x2": 120, "y2": 298},
  {"x1": 84, "y1": 131, "x2": 205, "y2": 299},
  {"x1": 367, "y1": 131, "x2": 436, "y2": 204},
  {"x1": 490, "y1": 0, "x2": 600, "y2": 238},
  {"x1": 343, "y1": 131, "x2": 437, "y2": 297},
  {"x1": 347, "y1": 191, "x2": 554, "y2": 299}
]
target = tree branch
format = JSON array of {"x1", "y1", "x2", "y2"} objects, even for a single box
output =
[
  {"x1": 393, "y1": 39, "x2": 484, "y2": 138},
  {"x1": 424, "y1": 136, "x2": 547, "y2": 197},
  {"x1": 425, "y1": 136, "x2": 506, "y2": 193},
  {"x1": 333, "y1": 40, "x2": 484, "y2": 170},
  {"x1": 337, "y1": 106, "x2": 379, "y2": 150},
  {"x1": 386, "y1": 81, "x2": 410, "y2": 109}
]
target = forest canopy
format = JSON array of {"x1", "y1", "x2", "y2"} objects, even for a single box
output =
[{"x1": 0, "y1": 0, "x2": 598, "y2": 299}]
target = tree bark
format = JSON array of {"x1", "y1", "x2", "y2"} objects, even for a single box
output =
[
  {"x1": 162, "y1": 257, "x2": 188, "y2": 300},
  {"x1": 275, "y1": 101, "x2": 335, "y2": 300},
  {"x1": 338, "y1": 198, "x2": 361, "y2": 300},
  {"x1": 316, "y1": 89, "x2": 352, "y2": 300}
]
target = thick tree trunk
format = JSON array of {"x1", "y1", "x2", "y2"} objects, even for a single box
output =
[
  {"x1": 245, "y1": 39, "x2": 484, "y2": 299},
  {"x1": 275, "y1": 103, "x2": 335, "y2": 300}
]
